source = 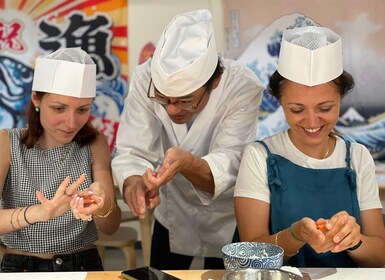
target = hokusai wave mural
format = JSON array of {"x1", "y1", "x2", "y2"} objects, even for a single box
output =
[
  {"x1": 0, "y1": 0, "x2": 128, "y2": 151},
  {"x1": 235, "y1": 13, "x2": 385, "y2": 160}
]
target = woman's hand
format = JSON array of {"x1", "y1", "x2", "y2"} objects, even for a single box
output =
[
  {"x1": 70, "y1": 181, "x2": 106, "y2": 221},
  {"x1": 299, "y1": 211, "x2": 361, "y2": 253},
  {"x1": 325, "y1": 211, "x2": 361, "y2": 252},
  {"x1": 291, "y1": 218, "x2": 327, "y2": 253},
  {"x1": 35, "y1": 174, "x2": 86, "y2": 222}
]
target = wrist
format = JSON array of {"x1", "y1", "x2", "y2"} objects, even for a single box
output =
[
  {"x1": 94, "y1": 196, "x2": 115, "y2": 218},
  {"x1": 347, "y1": 240, "x2": 362, "y2": 251},
  {"x1": 180, "y1": 151, "x2": 194, "y2": 172},
  {"x1": 24, "y1": 205, "x2": 36, "y2": 225},
  {"x1": 122, "y1": 175, "x2": 141, "y2": 203},
  {"x1": 290, "y1": 222, "x2": 306, "y2": 243}
]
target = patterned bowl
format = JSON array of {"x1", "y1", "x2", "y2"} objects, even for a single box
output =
[{"x1": 222, "y1": 242, "x2": 284, "y2": 271}]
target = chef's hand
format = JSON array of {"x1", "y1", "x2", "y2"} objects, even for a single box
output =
[
  {"x1": 143, "y1": 147, "x2": 190, "y2": 190},
  {"x1": 123, "y1": 175, "x2": 158, "y2": 219},
  {"x1": 322, "y1": 211, "x2": 361, "y2": 253},
  {"x1": 70, "y1": 181, "x2": 105, "y2": 221},
  {"x1": 35, "y1": 174, "x2": 85, "y2": 222}
]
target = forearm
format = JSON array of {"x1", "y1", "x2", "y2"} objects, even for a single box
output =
[
  {"x1": 93, "y1": 197, "x2": 122, "y2": 235},
  {"x1": 0, "y1": 206, "x2": 39, "y2": 235},
  {"x1": 347, "y1": 235, "x2": 385, "y2": 267},
  {"x1": 273, "y1": 224, "x2": 307, "y2": 261},
  {"x1": 180, "y1": 153, "x2": 214, "y2": 193}
]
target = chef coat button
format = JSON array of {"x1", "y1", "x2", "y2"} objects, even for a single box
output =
[{"x1": 55, "y1": 257, "x2": 63, "y2": 265}]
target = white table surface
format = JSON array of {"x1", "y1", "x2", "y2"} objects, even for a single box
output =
[
  {"x1": 302, "y1": 268, "x2": 385, "y2": 280},
  {"x1": 1, "y1": 269, "x2": 385, "y2": 279}
]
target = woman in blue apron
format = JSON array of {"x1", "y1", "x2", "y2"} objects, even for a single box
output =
[{"x1": 234, "y1": 26, "x2": 385, "y2": 268}]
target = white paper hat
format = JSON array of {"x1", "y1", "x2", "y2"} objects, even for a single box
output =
[
  {"x1": 32, "y1": 47, "x2": 96, "y2": 98},
  {"x1": 277, "y1": 26, "x2": 343, "y2": 86},
  {"x1": 151, "y1": 9, "x2": 218, "y2": 97}
]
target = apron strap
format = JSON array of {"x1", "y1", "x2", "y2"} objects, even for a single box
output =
[
  {"x1": 341, "y1": 137, "x2": 361, "y2": 224},
  {"x1": 257, "y1": 141, "x2": 284, "y2": 191}
]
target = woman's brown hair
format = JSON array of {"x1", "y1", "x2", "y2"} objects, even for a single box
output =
[{"x1": 267, "y1": 70, "x2": 355, "y2": 101}]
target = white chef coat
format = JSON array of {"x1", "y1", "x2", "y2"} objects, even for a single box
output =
[{"x1": 112, "y1": 57, "x2": 263, "y2": 257}]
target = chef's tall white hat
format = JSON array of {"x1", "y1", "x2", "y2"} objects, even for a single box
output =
[
  {"x1": 277, "y1": 26, "x2": 343, "y2": 86},
  {"x1": 32, "y1": 47, "x2": 96, "y2": 98},
  {"x1": 151, "y1": 9, "x2": 218, "y2": 97}
]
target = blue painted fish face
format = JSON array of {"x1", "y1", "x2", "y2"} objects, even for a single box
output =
[{"x1": 0, "y1": 55, "x2": 33, "y2": 128}]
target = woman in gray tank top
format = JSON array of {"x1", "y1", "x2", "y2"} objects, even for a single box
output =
[{"x1": 0, "y1": 47, "x2": 121, "y2": 272}]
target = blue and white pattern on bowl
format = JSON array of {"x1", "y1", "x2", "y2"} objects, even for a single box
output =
[{"x1": 222, "y1": 242, "x2": 284, "y2": 271}]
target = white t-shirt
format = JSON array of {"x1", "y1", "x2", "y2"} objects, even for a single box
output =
[{"x1": 234, "y1": 130, "x2": 382, "y2": 211}]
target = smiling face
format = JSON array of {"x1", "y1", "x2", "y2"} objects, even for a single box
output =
[
  {"x1": 32, "y1": 92, "x2": 93, "y2": 148},
  {"x1": 279, "y1": 80, "x2": 341, "y2": 156}
]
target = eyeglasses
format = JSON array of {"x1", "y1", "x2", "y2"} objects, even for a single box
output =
[{"x1": 146, "y1": 78, "x2": 208, "y2": 112}]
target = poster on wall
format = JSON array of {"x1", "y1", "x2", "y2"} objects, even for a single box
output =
[
  {"x1": 0, "y1": 0, "x2": 128, "y2": 151},
  {"x1": 223, "y1": 0, "x2": 385, "y2": 161}
]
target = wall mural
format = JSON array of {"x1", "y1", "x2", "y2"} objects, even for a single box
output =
[
  {"x1": 224, "y1": 1, "x2": 385, "y2": 161},
  {"x1": 0, "y1": 0, "x2": 128, "y2": 152}
]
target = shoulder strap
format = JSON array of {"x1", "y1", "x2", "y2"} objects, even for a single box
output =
[
  {"x1": 341, "y1": 136, "x2": 352, "y2": 169},
  {"x1": 256, "y1": 140, "x2": 272, "y2": 156}
]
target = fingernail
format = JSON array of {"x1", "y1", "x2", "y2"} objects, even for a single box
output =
[{"x1": 334, "y1": 236, "x2": 340, "y2": 243}]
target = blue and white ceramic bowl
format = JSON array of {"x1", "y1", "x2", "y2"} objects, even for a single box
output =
[{"x1": 222, "y1": 242, "x2": 284, "y2": 271}]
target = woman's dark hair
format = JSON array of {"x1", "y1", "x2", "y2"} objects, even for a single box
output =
[
  {"x1": 20, "y1": 91, "x2": 98, "y2": 148},
  {"x1": 203, "y1": 58, "x2": 224, "y2": 92},
  {"x1": 267, "y1": 70, "x2": 355, "y2": 101}
]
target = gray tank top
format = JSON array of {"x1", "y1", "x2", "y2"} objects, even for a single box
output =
[{"x1": 2, "y1": 128, "x2": 98, "y2": 253}]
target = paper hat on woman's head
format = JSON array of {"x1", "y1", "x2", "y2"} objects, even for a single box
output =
[
  {"x1": 277, "y1": 26, "x2": 343, "y2": 86},
  {"x1": 151, "y1": 9, "x2": 218, "y2": 97},
  {"x1": 32, "y1": 47, "x2": 96, "y2": 98}
]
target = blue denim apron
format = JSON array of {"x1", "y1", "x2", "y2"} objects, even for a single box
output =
[{"x1": 259, "y1": 138, "x2": 360, "y2": 267}]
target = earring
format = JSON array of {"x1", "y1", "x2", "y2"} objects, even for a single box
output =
[{"x1": 35, "y1": 107, "x2": 40, "y2": 113}]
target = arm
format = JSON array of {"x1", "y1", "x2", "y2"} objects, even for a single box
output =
[
  {"x1": 112, "y1": 63, "x2": 163, "y2": 218},
  {"x1": 86, "y1": 132, "x2": 122, "y2": 235},
  {"x1": 200, "y1": 78, "x2": 263, "y2": 197},
  {"x1": 143, "y1": 147, "x2": 214, "y2": 193},
  {"x1": 1, "y1": 175, "x2": 86, "y2": 235},
  {"x1": 0, "y1": 130, "x2": 10, "y2": 203},
  {"x1": 234, "y1": 196, "x2": 310, "y2": 259},
  {"x1": 342, "y1": 146, "x2": 385, "y2": 266},
  {"x1": 0, "y1": 130, "x2": 83, "y2": 234},
  {"x1": 346, "y1": 209, "x2": 385, "y2": 267},
  {"x1": 112, "y1": 62, "x2": 162, "y2": 193},
  {"x1": 144, "y1": 71, "x2": 264, "y2": 196}
]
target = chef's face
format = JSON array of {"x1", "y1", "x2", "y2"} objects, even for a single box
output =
[
  {"x1": 148, "y1": 81, "x2": 210, "y2": 124},
  {"x1": 32, "y1": 91, "x2": 93, "y2": 147},
  {"x1": 280, "y1": 80, "x2": 341, "y2": 147}
]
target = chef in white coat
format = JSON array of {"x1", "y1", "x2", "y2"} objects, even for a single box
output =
[{"x1": 112, "y1": 9, "x2": 263, "y2": 270}]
